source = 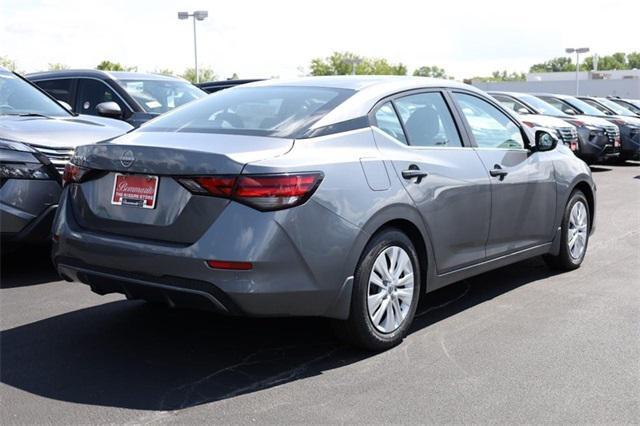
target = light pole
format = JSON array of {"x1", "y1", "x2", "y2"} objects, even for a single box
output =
[
  {"x1": 178, "y1": 10, "x2": 208, "y2": 83},
  {"x1": 565, "y1": 47, "x2": 589, "y2": 96}
]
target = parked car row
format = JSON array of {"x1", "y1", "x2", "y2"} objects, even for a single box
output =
[{"x1": 489, "y1": 91, "x2": 640, "y2": 164}]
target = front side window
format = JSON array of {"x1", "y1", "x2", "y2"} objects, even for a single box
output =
[
  {"x1": 0, "y1": 70, "x2": 70, "y2": 117},
  {"x1": 76, "y1": 79, "x2": 127, "y2": 116},
  {"x1": 140, "y1": 86, "x2": 354, "y2": 138},
  {"x1": 580, "y1": 98, "x2": 611, "y2": 115},
  {"x1": 453, "y1": 92, "x2": 524, "y2": 149},
  {"x1": 373, "y1": 102, "x2": 407, "y2": 144},
  {"x1": 118, "y1": 79, "x2": 206, "y2": 114},
  {"x1": 394, "y1": 92, "x2": 462, "y2": 147},
  {"x1": 35, "y1": 79, "x2": 75, "y2": 106},
  {"x1": 538, "y1": 96, "x2": 581, "y2": 115}
]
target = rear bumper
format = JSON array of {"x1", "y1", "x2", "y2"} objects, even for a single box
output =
[
  {"x1": 57, "y1": 259, "x2": 242, "y2": 315},
  {"x1": 51, "y1": 189, "x2": 360, "y2": 319}
]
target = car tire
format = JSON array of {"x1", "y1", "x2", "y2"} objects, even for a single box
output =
[
  {"x1": 334, "y1": 228, "x2": 421, "y2": 351},
  {"x1": 544, "y1": 190, "x2": 590, "y2": 271}
]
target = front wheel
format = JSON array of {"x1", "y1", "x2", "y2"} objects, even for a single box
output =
[
  {"x1": 334, "y1": 228, "x2": 421, "y2": 351},
  {"x1": 544, "y1": 190, "x2": 590, "y2": 271}
]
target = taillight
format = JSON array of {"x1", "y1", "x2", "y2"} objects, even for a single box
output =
[
  {"x1": 62, "y1": 163, "x2": 85, "y2": 185},
  {"x1": 178, "y1": 172, "x2": 323, "y2": 211}
]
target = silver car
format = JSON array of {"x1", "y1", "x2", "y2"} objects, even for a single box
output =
[{"x1": 52, "y1": 77, "x2": 595, "y2": 350}]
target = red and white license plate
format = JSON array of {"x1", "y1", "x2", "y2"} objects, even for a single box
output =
[{"x1": 111, "y1": 173, "x2": 159, "y2": 209}]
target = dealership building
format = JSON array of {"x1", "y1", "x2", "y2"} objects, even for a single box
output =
[{"x1": 473, "y1": 69, "x2": 640, "y2": 98}]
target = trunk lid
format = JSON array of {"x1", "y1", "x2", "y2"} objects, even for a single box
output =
[{"x1": 69, "y1": 131, "x2": 294, "y2": 244}]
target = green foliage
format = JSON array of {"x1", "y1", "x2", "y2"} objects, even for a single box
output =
[
  {"x1": 531, "y1": 52, "x2": 640, "y2": 73},
  {"x1": 153, "y1": 68, "x2": 175, "y2": 76},
  {"x1": 582, "y1": 52, "x2": 639, "y2": 71},
  {"x1": 413, "y1": 66, "x2": 451, "y2": 79},
  {"x1": 181, "y1": 67, "x2": 216, "y2": 83},
  {"x1": 529, "y1": 57, "x2": 576, "y2": 73},
  {"x1": 309, "y1": 52, "x2": 407, "y2": 76},
  {"x1": 96, "y1": 60, "x2": 137, "y2": 71},
  {"x1": 0, "y1": 55, "x2": 18, "y2": 72},
  {"x1": 48, "y1": 63, "x2": 69, "y2": 71},
  {"x1": 471, "y1": 70, "x2": 526, "y2": 82}
]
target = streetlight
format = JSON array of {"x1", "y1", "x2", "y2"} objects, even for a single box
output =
[
  {"x1": 178, "y1": 10, "x2": 208, "y2": 83},
  {"x1": 565, "y1": 47, "x2": 589, "y2": 96},
  {"x1": 345, "y1": 58, "x2": 362, "y2": 75}
]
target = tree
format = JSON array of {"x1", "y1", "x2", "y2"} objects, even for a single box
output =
[
  {"x1": 529, "y1": 57, "x2": 575, "y2": 73},
  {"x1": 413, "y1": 66, "x2": 450, "y2": 79},
  {"x1": 181, "y1": 67, "x2": 216, "y2": 83},
  {"x1": 0, "y1": 56, "x2": 18, "y2": 71},
  {"x1": 309, "y1": 52, "x2": 406, "y2": 76},
  {"x1": 96, "y1": 60, "x2": 137, "y2": 71},
  {"x1": 48, "y1": 63, "x2": 69, "y2": 71},
  {"x1": 627, "y1": 52, "x2": 640, "y2": 69},
  {"x1": 153, "y1": 68, "x2": 175, "y2": 76},
  {"x1": 471, "y1": 70, "x2": 525, "y2": 82}
]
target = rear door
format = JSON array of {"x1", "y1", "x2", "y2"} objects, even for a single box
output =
[
  {"x1": 450, "y1": 91, "x2": 557, "y2": 258},
  {"x1": 371, "y1": 90, "x2": 491, "y2": 273}
]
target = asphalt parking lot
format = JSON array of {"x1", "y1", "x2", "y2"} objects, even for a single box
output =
[{"x1": 1, "y1": 161, "x2": 638, "y2": 424}]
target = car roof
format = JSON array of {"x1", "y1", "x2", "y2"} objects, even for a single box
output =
[
  {"x1": 198, "y1": 79, "x2": 264, "y2": 88},
  {"x1": 26, "y1": 69, "x2": 189, "y2": 82},
  {"x1": 241, "y1": 76, "x2": 483, "y2": 130}
]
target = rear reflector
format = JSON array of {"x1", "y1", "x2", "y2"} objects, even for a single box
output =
[
  {"x1": 178, "y1": 172, "x2": 323, "y2": 211},
  {"x1": 206, "y1": 260, "x2": 253, "y2": 270}
]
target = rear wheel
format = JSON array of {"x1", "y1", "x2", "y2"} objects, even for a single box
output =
[
  {"x1": 334, "y1": 228, "x2": 421, "y2": 351},
  {"x1": 544, "y1": 190, "x2": 590, "y2": 271}
]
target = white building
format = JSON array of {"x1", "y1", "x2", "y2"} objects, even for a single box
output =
[{"x1": 473, "y1": 69, "x2": 640, "y2": 98}]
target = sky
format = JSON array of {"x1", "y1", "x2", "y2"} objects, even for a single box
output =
[{"x1": 1, "y1": 0, "x2": 638, "y2": 80}]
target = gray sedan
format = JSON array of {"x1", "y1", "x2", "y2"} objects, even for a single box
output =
[{"x1": 52, "y1": 77, "x2": 595, "y2": 350}]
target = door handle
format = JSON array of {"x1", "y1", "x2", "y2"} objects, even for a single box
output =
[
  {"x1": 402, "y1": 168, "x2": 428, "y2": 183},
  {"x1": 489, "y1": 164, "x2": 508, "y2": 179}
]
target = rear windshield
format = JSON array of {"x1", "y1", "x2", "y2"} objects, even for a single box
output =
[{"x1": 139, "y1": 86, "x2": 354, "y2": 138}]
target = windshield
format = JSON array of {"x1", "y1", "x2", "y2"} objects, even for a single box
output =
[
  {"x1": 517, "y1": 93, "x2": 565, "y2": 116},
  {"x1": 140, "y1": 86, "x2": 355, "y2": 138},
  {"x1": 0, "y1": 70, "x2": 70, "y2": 117},
  {"x1": 597, "y1": 98, "x2": 636, "y2": 116},
  {"x1": 564, "y1": 97, "x2": 606, "y2": 116},
  {"x1": 119, "y1": 79, "x2": 206, "y2": 114}
]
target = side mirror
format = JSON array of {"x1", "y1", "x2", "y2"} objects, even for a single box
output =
[
  {"x1": 533, "y1": 130, "x2": 558, "y2": 152},
  {"x1": 516, "y1": 107, "x2": 529, "y2": 115},
  {"x1": 563, "y1": 108, "x2": 576, "y2": 115},
  {"x1": 58, "y1": 100, "x2": 73, "y2": 112},
  {"x1": 96, "y1": 101, "x2": 122, "y2": 119}
]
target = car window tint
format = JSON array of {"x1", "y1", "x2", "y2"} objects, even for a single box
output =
[
  {"x1": 35, "y1": 79, "x2": 74, "y2": 105},
  {"x1": 373, "y1": 102, "x2": 407, "y2": 144},
  {"x1": 140, "y1": 86, "x2": 354, "y2": 138},
  {"x1": 394, "y1": 92, "x2": 462, "y2": 147},
  {"x1": 539, "y1": 96, "x2": 579, "y2": 115},
  {"x1": 493, "y1": 95, "x2": 530, "y2": 115},
  {"x1": 76, "y1": 79, "x2": 126, "y2": 116},
  {"x1": 453, "y1": 92, "x2": 524, "y2": 149}
]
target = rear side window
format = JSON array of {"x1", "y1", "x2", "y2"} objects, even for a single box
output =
[
  {"x1": 374, "y1": 102, "x2": 407, "y2": 144},
  {"x1": 394, "y1": 92, "x2": 462, "y2": 147},
  {"x1": 35, "y1": 79, "x2": 75, "y2": 106},
  {"x1": 140, "y1": 86, "x2": 354, "y2": 138}
]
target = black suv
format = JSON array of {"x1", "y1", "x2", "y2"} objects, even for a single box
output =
[{"x1": 27, "y1": 70, "x2": 206, "y2": 127}]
